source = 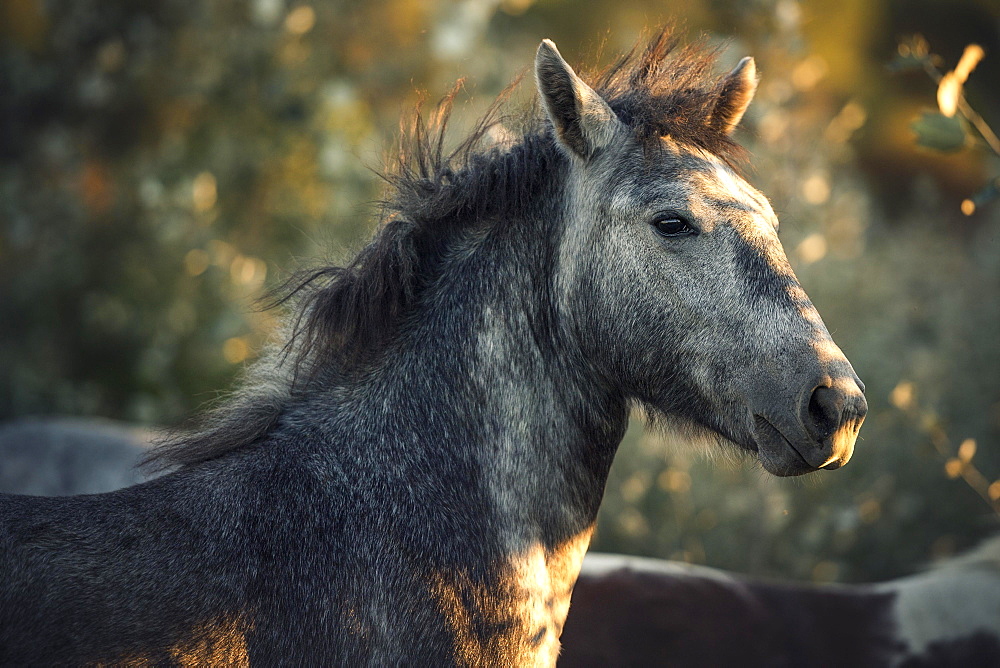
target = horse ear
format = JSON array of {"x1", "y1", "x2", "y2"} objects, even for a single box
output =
[
  {"x1": 535, "y1": 39, "x2": 620, "y2": 159},
  {"x1": 711, "y1": 56, "x2": 758, "y2": 135}
]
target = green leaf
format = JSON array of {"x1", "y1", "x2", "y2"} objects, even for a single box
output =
[
  {"x1": 910, "y1": 111, "x2": 968, "y2": 153},
  {"x1": 887, "y1": 53, "x2": 925, "y2": 73}
]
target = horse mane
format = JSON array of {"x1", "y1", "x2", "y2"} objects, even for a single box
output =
[
  {"x1": 144, "y1": 27, "x2": 748, "y2": 471},
  {"x1": 595, "y1": 30, "x2": 748, "y2": 162}
]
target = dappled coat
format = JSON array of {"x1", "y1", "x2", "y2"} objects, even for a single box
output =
[{"x1": 1, "y1": 29, "x2": 866, "y2": 665}]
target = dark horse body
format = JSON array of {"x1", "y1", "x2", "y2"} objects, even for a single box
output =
[
  {"x1": 1, "y1": 32, "x2": 866, "y2": 665},
  {"x1": 562, "y1": 544, "x2": 1000, "y2": 667},
  {"x1": 5, "y1": 422, "x2": 997, "y2": 668}
]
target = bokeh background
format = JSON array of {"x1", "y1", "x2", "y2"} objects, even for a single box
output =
[{"x1": 2, "y1": 0, "x2": 999, "y2": 583}]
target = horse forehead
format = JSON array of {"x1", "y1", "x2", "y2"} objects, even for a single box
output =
[
  {"x1": 609, "y1": 145, "x2": 773, "y2": 221},
  {"x1": 688, "y1": 158, "x2": 769, "y2": 212}
]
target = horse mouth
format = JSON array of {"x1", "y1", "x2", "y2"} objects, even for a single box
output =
[{"x1": 751, "y1": 415, "x2": 822, "y2": 477}]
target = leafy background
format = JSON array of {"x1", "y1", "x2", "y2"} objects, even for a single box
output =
[{"x1": 2, "y1": 0, "x2": 999, "y2": 583}]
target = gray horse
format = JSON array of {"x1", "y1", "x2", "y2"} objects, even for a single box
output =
[
  {"x1": 7, "y1": 423, "x2": 996, "y2": 667},
  {"x1": 0, "y1": 417, "x2": 153, "y2": 496},
  {"x1": 0, "y1": 31, "x2": 866, "y2": 665}
]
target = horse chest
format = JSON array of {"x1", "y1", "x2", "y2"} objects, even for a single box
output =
[{"x1": 425, "y1": 528, "x2": 593, "y2": 666}]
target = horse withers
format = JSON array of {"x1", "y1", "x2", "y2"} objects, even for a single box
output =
[{"x1": 0, "y1": 31, "x2": 866, "y2": 665}]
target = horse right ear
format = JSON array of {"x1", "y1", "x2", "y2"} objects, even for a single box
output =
[
  {"x1": 535, "y1": 39, "x2": 621, "y2": 160},
  {"x1": 711, "y1": 57, "x2": 758, "y2": 135}
]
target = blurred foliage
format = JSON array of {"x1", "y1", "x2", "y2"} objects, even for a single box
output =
[
  {"x1": 896, "y1": 36, "x2": 1000, "y2": 212},
  {"x1": 910, "y1": 110, "x2": 967, "y2": 152},
  {"x1": 2, "y1": 0, "x2": 999, "y2": 583}
]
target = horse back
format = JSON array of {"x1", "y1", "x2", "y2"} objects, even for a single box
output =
[
  {"x1": 0, "y1": 443, "x2": 464, "y2": 665},
  {"x1": 0, "y1": 462, "x2": 269, "y2": 664}
]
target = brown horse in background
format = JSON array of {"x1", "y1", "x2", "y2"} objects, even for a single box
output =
[{"x1": 562, "y1": 546, "x2": 1000, "y2": 667}]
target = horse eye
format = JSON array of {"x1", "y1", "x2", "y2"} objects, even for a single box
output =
[{"x1": 651, "y1": 215, "x2": 696, "y2": 238}]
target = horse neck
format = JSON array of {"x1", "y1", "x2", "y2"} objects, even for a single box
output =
[
  {"x1": 276, "y1": 210, "x2": 627, "y2": 663},
  {"x1": 346, "y1": 210, "x2": 628, "y2": 546}
]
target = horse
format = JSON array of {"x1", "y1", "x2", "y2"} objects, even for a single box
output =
[
  {"x1": 0, "y1": 30, "x2": 867, "y2": 665},
  {"x1": 561, "y1": 540, "x2": 1000, "y2": 667},
  {"x1": 0, "y1": 417, "x2": 154, "y2": 496}
]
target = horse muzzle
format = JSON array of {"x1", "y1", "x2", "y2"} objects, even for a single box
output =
[{"x1": 751, "y1": 375, "x2": 868, "y2": 477}]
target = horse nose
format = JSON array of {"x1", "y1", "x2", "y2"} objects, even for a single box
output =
[
  {"x1": 805, "y1": 380, "x2": 868, "y2": 440},
  {"x1": 801, "y1": 378, "x2": 867, "y2": 467},
  {"x1": 806, "y1": 387, "x2": 843, "y2": 441}
]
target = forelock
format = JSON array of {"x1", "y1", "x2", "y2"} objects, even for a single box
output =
[{"x1": 590, "y1": 29, "x2": 749, "y2": 170}]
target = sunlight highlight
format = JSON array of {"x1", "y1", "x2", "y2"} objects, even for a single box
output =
[
  {"x1": 796, "y1": 233, "x2": 828, "y2": 264},
  {"x1": 426, "y1": 527, "x2": 594, "y2": 666},
  {"x1": 285, "y1": 6, "x2": 316, "y2": 35},
  {"x1": 192, "y1": 172, "x2": 217, "y2": 212}
]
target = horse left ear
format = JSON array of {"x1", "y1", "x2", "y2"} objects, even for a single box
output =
[
  {"x1": 711, "y1": 56, "x2": 758, "y2": 135},
  {"x1": 535, "y1": 39, "x2": 621, "y2": 159}
]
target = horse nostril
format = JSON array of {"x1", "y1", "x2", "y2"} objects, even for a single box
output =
[{"x1": 806, "y1": 386, "x2": 844, "y2": 441}]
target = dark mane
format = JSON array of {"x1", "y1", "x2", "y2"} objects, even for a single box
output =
[
  {"x1": 594, "y1": 31, "x2": 749, "y2": 163},
  {"x1": 280, "y1": 28, "x2": 746, "y2": 381},
  {"x1": 145, "y1": 27, "x2": 748, "y2": 471},
  {"x1": 270, "y1": 81, "x2": 566, "y2": 383}
]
